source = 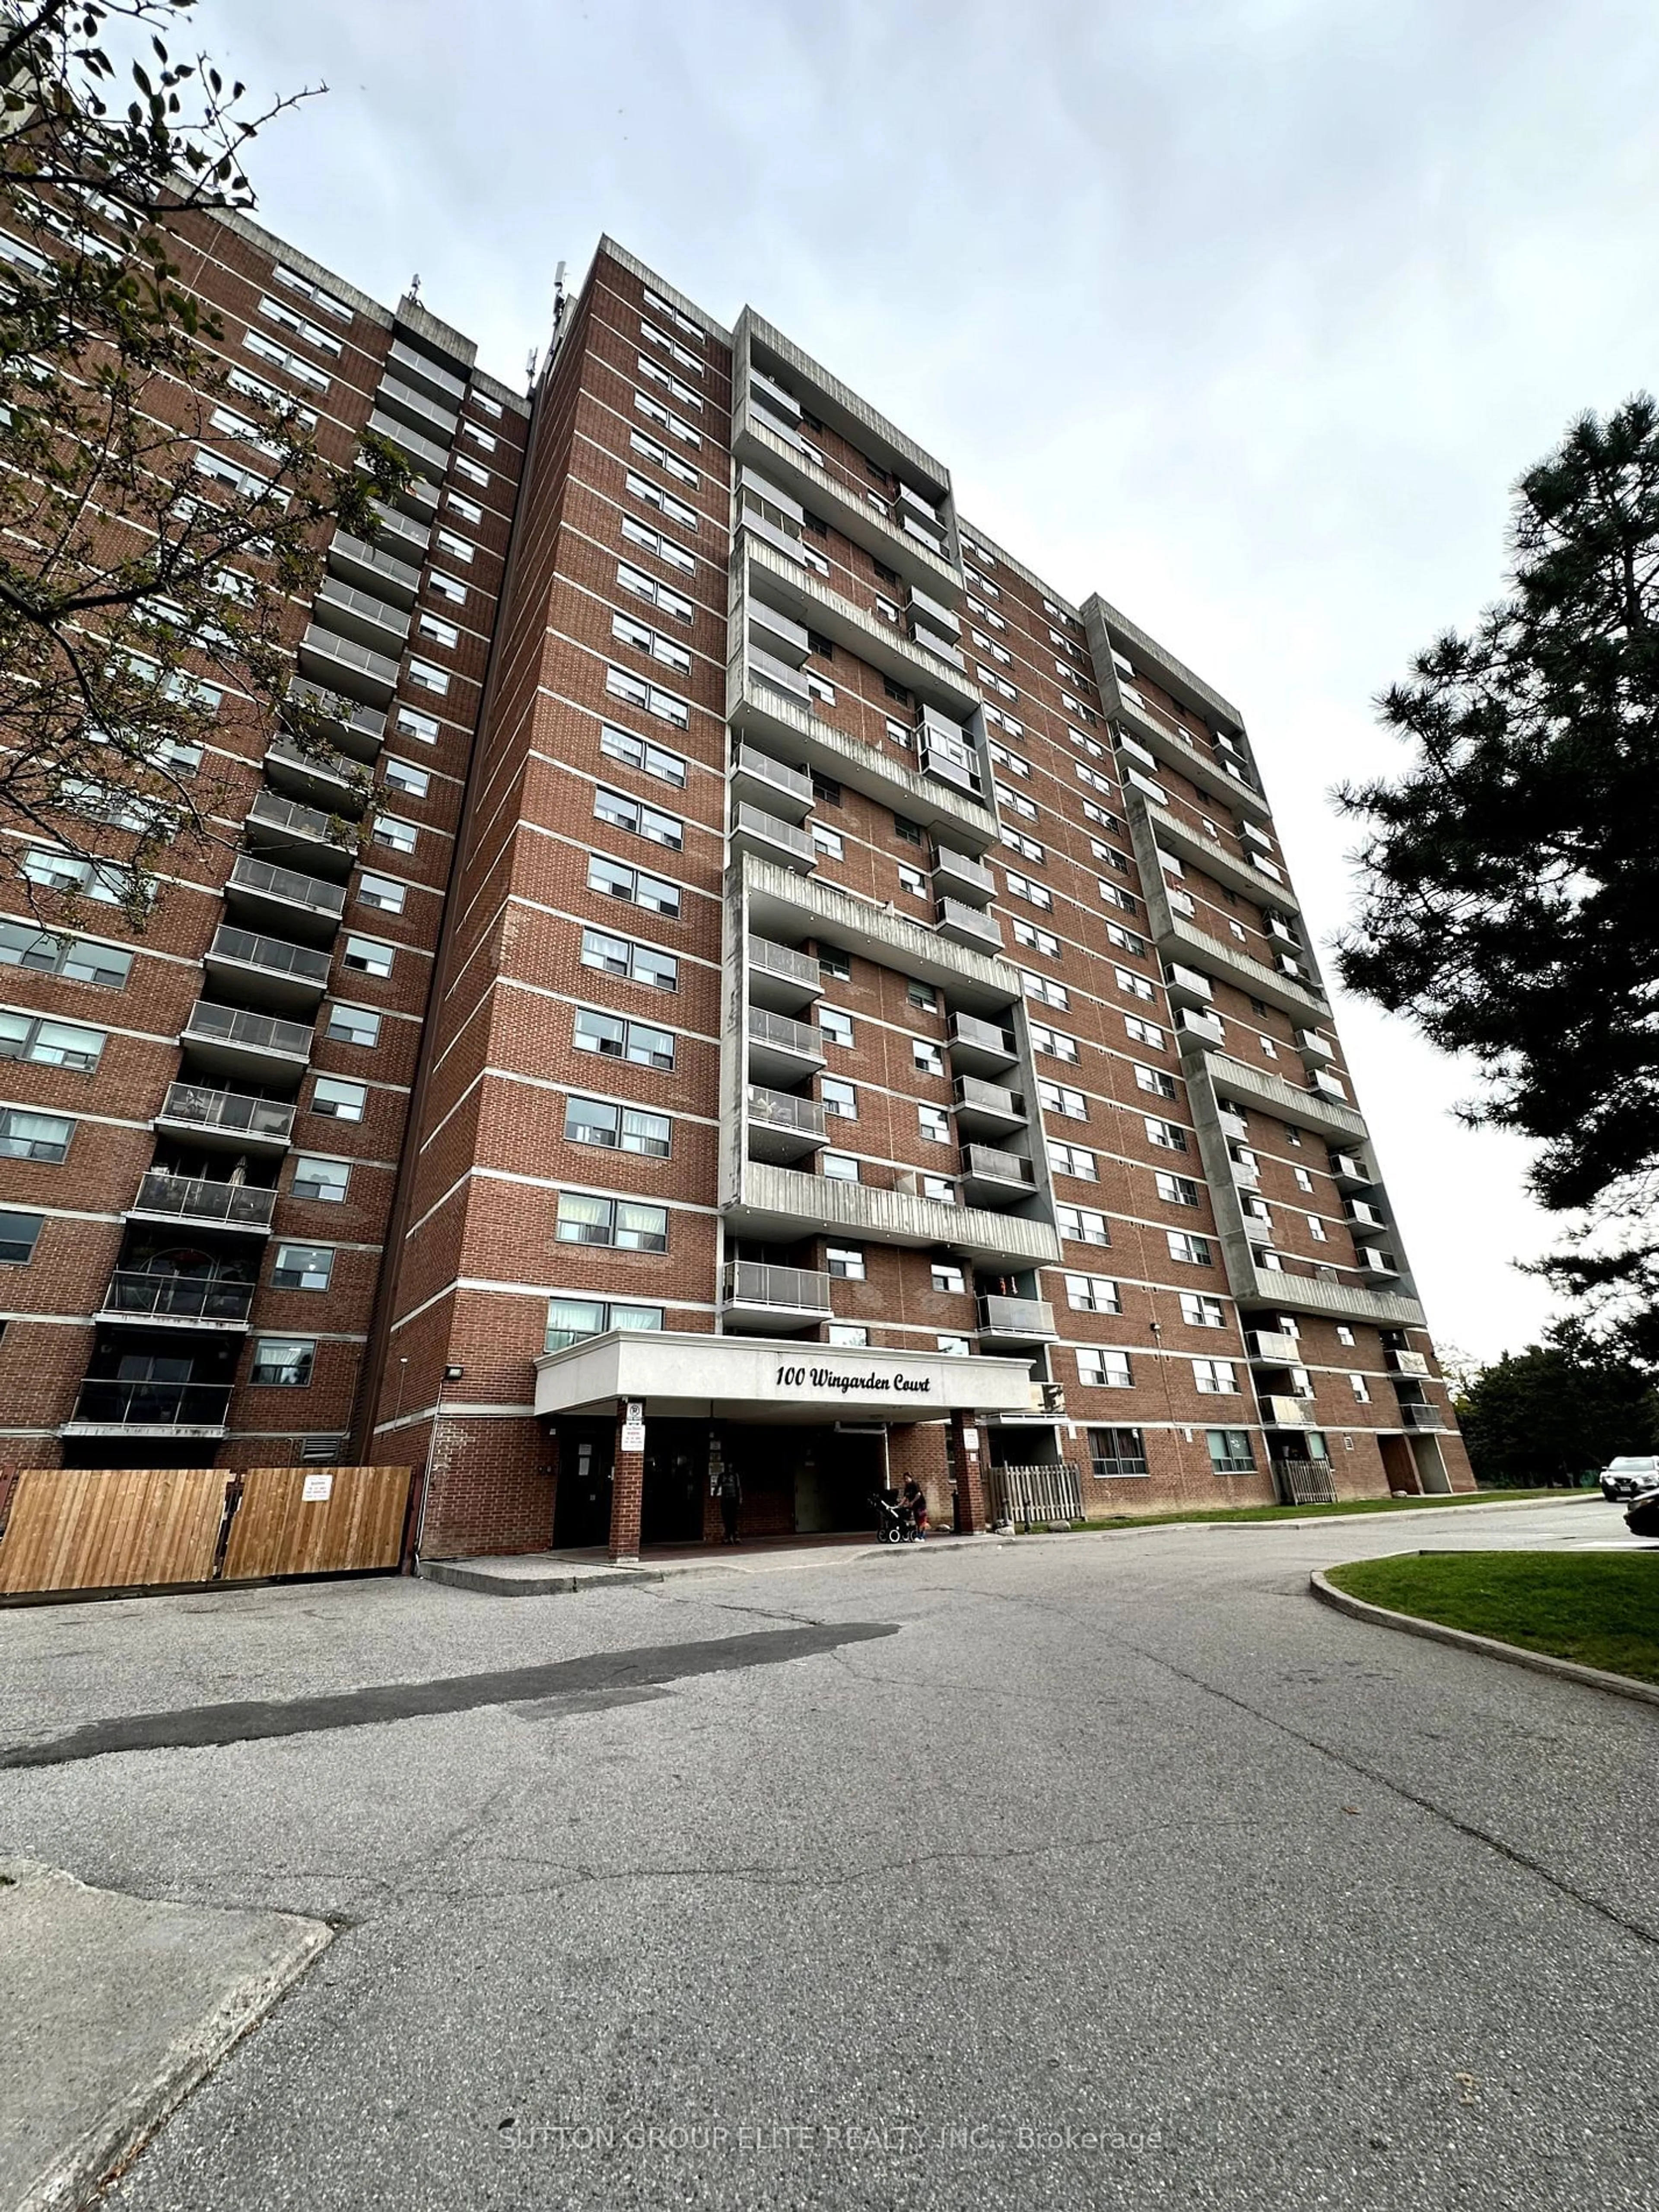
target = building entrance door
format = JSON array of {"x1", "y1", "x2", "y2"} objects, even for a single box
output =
[
  {"x1": 642, "y1": 1422, "x2": 706, "y2": 1546},
  {"x1": 552, "y1": 1422, "x2": 613, "y2": 1549}
]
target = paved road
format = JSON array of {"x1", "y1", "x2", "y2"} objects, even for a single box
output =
[{"x1": 3, "y1": 1500, "x2": 1655, "y2": 2210}]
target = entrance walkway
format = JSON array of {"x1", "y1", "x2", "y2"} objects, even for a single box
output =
[{"x1": 417, "y1": 1529, "x2": 969, "y2": 1596}]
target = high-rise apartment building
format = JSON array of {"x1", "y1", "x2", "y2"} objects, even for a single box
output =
[{"x1": 0, "y1": 223, "x2": 1472, "y2": 1561}]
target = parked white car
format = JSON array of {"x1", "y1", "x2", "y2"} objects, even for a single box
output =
[{"x1": 1599, "y1": 1454, "x2": 1659, "y2": 1501}]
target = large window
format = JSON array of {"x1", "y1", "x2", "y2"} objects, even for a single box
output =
[
  {"x1": 272, "y1": 1243, "x2": 335, "y2": 1292},
  {"x1": 0, "y1": 1011, "x2": 105, "y2": 1072},
  {"x1": 554, "y1": 1193, "x2": 668, "y2": 1252},
  {"x1": 600, "y1": 721, "x2": 686, "y2": 788},
  {"x1": 0, "y1": 1109, "x2": 73, "y2": 1162},
  {"x1": 292, "y1": 1156, "x2": 350, "y2": 1203},
  {"x1": 1057, "y1": 1205, "x2": 1109, "y2": 1246},
  {"x1": 0, "y1": 921, "x2": 131, "y2": 988},
  {"x1": 1064, "y1": 1274, "x2": 1119, "y2": 1314},
  {"x1": 1077, "y1": 1347, "x2": 1132, "y2": 1389},
  {"x1": 573, "y1": 1008, "x2": 675, "y2": 1070},
  {"x1": 1089, "y1": 1426, "x2": 1147, "y2": 1478},
  {"x1": 0, "y1": 1208, "x2": 44, "y2": 1264},
  {"x1": 1207, "y1": 1429, "x2": 1257, "y2": 1475},
  {"x1": 579, "y1": 928, "x2": 677, "y2": 991},
  {"x1": 594, "y1": 786, "x2": 683, "y2": 851},
  {"x1": 545, "y1": 1297, "x2": 664, "y2": 1351},
  {"x1": 1193, "y1": 1358, "x2": 1239, "y2": 1395},
  {"x1": 250, "y1": 1337, "x2": 315, "y2": 1386},
  {"x1": 564, "y1": 1096, "x2": 671, "y2": 1158},
  {"x1": 587, "y1": 853, "x2": 680, "y2": 918}
]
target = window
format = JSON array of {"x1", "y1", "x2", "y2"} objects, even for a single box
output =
[
  {"x1": 0, "y1": 1208, "x2": 43, "y2": 1264},
  {"x1": 1167, "y1": 1231, "x2": 1214, "y2": 1266},
  {"x1": 1058, "y1": 1204, "x2": 1110, "y2": 1246},
  {"x1": 1293, "y1": 1166, "x2": 1315, "y2": 1193},
  {"x1": 257, "y1": 295, "x2": 343, "y2": 356},
  {"x1": 625, "y1": 468, "x2": 699, "y2": 531},
  {"x1": 272, "y1": 1243, "x2": 334, "y2": 1292},
  {"x1": 1156, "y1": 1173, "x2": 1200, "y2": 1208},
  {"x1": 1116, "y1": 967, "x2": 1154, "y2": 1003},
  {"x1": 416, "y1": 610, "x2": 458, "y2": 650},
  {"x1": 395, "y1": 705, "x2": 441, "y2": 744},
  {"x1": 893, "y1": 815, "x2": 924, "y2": 845},
  {"x1": 828, "y1": 1324, "x2": 869, "y2": 1348},
  {"x1": 818, "y1": 1006, "x2": 853, "y2": 1049},
  {"x1": 1134, "y1": 1064, "x2": 1177, "y2": 1099},
  {"x1": 573, "y1": 1007, "x2": 675, "y2": 1069},
  {"x1": 580, "y1": 928, "x2": 677, "y2": 991},
  {"x1": 911, "y1": 1038, "x2": 944, "y2": 1077},
  {"x1": 311, "y1": 1077, "x2": 366, "y2": 1122},
  {"x1": 1104, "y1": 921, "x2": 1147, "y2": 957},
  {"x1": 906, "y1": 979, "x2": 938, "y2": 1012},
  {"x1": 1308, "y1": 1215, "x2": 1328, "y2": 1242},
  {"x1": 816, "y1": 947, "x2": 852, "y2": 983},
  {"x1": 242, "y1": 327, "x2": 331, "y2": 391},
  {"x1": 1050, "y1": 1143, "x2": 1096, "y2": 1181},
  {"x1": 434, "y1": 528, "x2": 475, "y2": 566},
  {"x1": 447, "y1": 490, "x2": 484, "y2": 524},
  {"x1": 1193, "y1": 1358, "x2": 1239, "y2": 1395},
  {"x1": 453, "y1": 453, "x2": 491, "y2": 487},
  {"x1": 633, "y1": 390, "x2": 700, "y2": 448},
  {"x1": 600, "y1": 722, "x2": 686, "y2": 787},
  {"x1": 922, "y1": 1174, "x2": 955, "y2": 1205},
  {"x1": 1083, "y1": 1426, "x2": 1146, "y2": 1479},
  {"x1": 0, "y1": 1011, "x2": 105, "y2": 1072},
  {"x1": 1348, "y1": 1373, "x2": 1371, "y2": 1402},
  {"x1": 1023, "y1": 971, "x2": 1069, "y2": 1010},
  {"x1": 292, "y1": 1156, "x2": 349, "y2": 1203},
  {"x1": 1005, "y1": 871, "x2": 1052, "y2": 912},
  {"x1": 565, "y1": 1095, "x2": 671, "y2": 1157},
  {"x1": 1336, "y1": 1325, "x2": 1356, "y2": 1347},
  {"x1": 1065, "y1": 1273, "x2": 1120, "y2": 1314},
  {"x1": 371, "y1": 816, "x2": 418, "y2": 855},
  {"x1": 826, "y1": 1246, "x2": 865, "y2": 1280},
  {"x1": 629, "y1": 425, "x2": 701, "y2": 486},
  {"x1": 1207, "y1": 1430, "x2": 1256, "y2": 1475},
  {"x1": 588, "y1": 852, "x2": 680, "y2": 917},
  {"x1": 594, "y1": 785, "x2": 683, "y2": 851},
  {"x1": 937, "y1": 1335, "x2": 971, "y2": 1358},
  {"x1": 931, "y1": 1263, "x2": 965, "y2": 1294},
  {"x1": 462, "y1": 420, "x2": 498, "y2": 454},
  {"x1": 555, "y1": 1192, "x2": 668, "y2": 1251},
  {"x1": 427, "y1": 569, "x2": 467, "y2": 607},
  {"x1": 545, "y1": 1297, "x2": 664, "y2": 1350},
  {"x1": 1145, "y1": 1118, "x2": 1188, "y2": 1151},
  {"x1": 22, "y1": 845, "x2": 136, "y2": 905},
  {"x1": 1039, "y1": 1081, "x2": 1087, "y2": 1121},
  {"x1": 274, "y1": 262, "x2": 352, "y2": 320},
  {"x1": 342, "y1": 936, "x2": 394, "y2": 978},
  {"x1": 1125, "y1": 1014, "x2": 1166, "y2": 1051},
  {"x1": 1181, "y1": 1294, "x2": 1226, "y2": 1328},
  {"x1": 1030, "y1": 1023, "x2": 1080, "y2": 1065},
  {"x1": 611, "y1": 609, "x2": 690, "y2": 673},
  {"x1": 1078, "y1": 1346, "x2": 1132, "y2": 1389},
  {"x1": 250, "y1": 1337, "x2": 315, "y2": 1386},
  {"x1": 0, "y1": 1108, "x2": 73, "y2": 1161},
  {"x1": 811, "y1": 823, "x2": 844, "y2": 861},
  {"x1": 357, "y1": 873, "x2": 405, "y2": 915},
  {"x1": 918, "y1": 1104, "x2": 950, "y2": 1143},
  {"x1": 382, "y1": 757, "x2": 430, "y2": 798},
  {"x1": 604, "y1": 663, "x2": 690, "y2": 729},
  {"x1": 821, "y1": 1077, "x2": 857, "y2": 1120},
  {"x1": 822, "y1": 1152, "x2": 860, "y2": 1183},
  {"x1": 325, "y1": 1004, "x2": 380, "y2": 1048},
  {"x1": 0, "y1": 922, "x2": 131, "y2": 989},
  {"x1": 407, "y1": 658, "x2": 450, "y2": 697},
  {"x1": 897, "y1": 864, "x2": 928, "y2": 898}
]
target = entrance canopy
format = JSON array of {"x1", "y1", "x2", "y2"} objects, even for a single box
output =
[{"x1": 532, "y1": 1329, "x2": 1040, "y2": 1426}]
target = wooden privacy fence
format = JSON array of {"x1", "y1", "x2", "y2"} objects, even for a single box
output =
[
  {"x1": 0, "y1": 1463, "x2": 413, "y2": 1599},
  {"x1": 986, "y1": 1460, "x2": 1083, "y2": 1529}
]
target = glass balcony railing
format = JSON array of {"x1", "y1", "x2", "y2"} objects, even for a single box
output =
[
  {"x1": 130, "y1": 1171, "x2": 277, "y2": 1230},
  {"x1": 68, "y1": 1378, "x2": 232, "y2": 1428},
  {"x1": 102, "y1": 1271, "x2": 255, "y2": 1324},
  {"x1": 157, "y1": 1083, "x2": 296, "y2": 1144}
]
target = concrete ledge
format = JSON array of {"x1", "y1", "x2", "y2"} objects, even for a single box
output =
[
  {"x1": 0, "y1": 1860, "x2": 331, "y2": 2212},
  {"x1": 1309, "y1": 1566, "x2": 1659, "y2": 1710},
  {"x1": 416, "y1": 1557, "x2": 667, "y2": 1597}
]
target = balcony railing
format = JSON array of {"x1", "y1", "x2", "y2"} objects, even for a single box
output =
[
  {"x1": 130, "y1": 1170, "x2": 276, "y2": 1230},
  {"x1": 948, "y1": 1011, "x2": 1017, "y2": 1069},
  {"x1": 1399, "y1": 1403, "x2": 1446, "y2": 1431},
  {"x1": 246, "y1": 788, "x2": 357, "y2": 858},
  {"x1": 936, "y1": 897, "x2": 1001, "y2": 950},
  {"x1": 747, "y1": 1006, "x2": 824, "y2": 1065},
  {"x1": 731, "y1": 801, "x2": 815, "y2": 867},
  {"x1": 156, "y1": 1083, "x2": 296, "y2": 1144},
  {"x1": 262, "y1": 738, "x2": 368, "y2": 811},
  {"x1": 283, "y1": 676, "x2": 387, "y2": 756},
  {"x1": 207, "y1": 925, "x2": 332, "y2": 992},
  {"x1": 102, "y1": 1271, "x2": 254, "y2": 1324},
  {"x1": 731, "y1": 743, "x2": 814, "y2": 817},
  {"x1": 976, "y1": 1294, "x2": 1056, "y2": 1339},
  {"x1": 327, "y1": 530, "x2": 422, "y2": 607},
  {"x1": 297, "y1": 623, "x2": 400, "y2": 705},
  {"x1": 67, "y1": 1379, "x2": 232, "y2": 1430},
  {"x1": 747, "y1": 935, "x2": 819, "y2": 992},
  {"x1": 747, "y1": 1085, "x2": 827, "y2": 1140},
  {"x1": 227, "y1": 854, "x2": 346, "y2": 921},
  {"x1": 719, "y1": 1259, "x2": 832, "y2": 1316},
  {"x1": 368, "y1": 405, "x2": 451, "y2": 474},
  {"x1": 386, "y1": 337, "x2": 466, "y2": 405},
  {"x1": 375, "y1": 375, "x2": 459, "y2": 445},
  {"x1": 953, "y1": 1074, "x2": 1025, "y2": 1129},
  {"x1": 314, "y1": 575, "x2": 413, "y2": 653},
  {"x1": 1388, "y1": 1348, "x2": 1430, "y2": 1378},
  {"x1": 962, "y1": 1143, "x2": 1034, "y2": 1189},
  {"x1": 932, "y1": 846, "x2": 994, "y2": 902},
  {"x1": 367, "y1": 496, "x2": 433, "y2": 555}
]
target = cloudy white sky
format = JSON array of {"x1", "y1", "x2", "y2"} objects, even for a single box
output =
[{"x1": 214, "y1": 0, "x2": 1659, "y2": 1363}]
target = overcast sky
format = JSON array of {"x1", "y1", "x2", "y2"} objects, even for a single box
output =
[{"x1": 214, "y1": 0, "x2": 1659, "y2": 1364}]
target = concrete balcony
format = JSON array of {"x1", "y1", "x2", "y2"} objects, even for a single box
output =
[
  {"x1": 101, "y1": 1271, "x2": 254, "y2": 1330},
  {"x1": 154, "y1": 1082, "x2": 296, "y2": 1155},
  {"x1": 1175, "y1": 1007, "x2": 1225, "y2": 1050},
  {"x1": 204, "y1": 925, "x2": 331, "y2": 1015},
  {"x1": 1246, "y1": 1330, "x2": 1301, "y2": 1364},
  {"x1": 746, "y1": 1005, "x2": 826, "y2": 1086},
  {"x1": 1200, "y1": 1052, "x2": 1368, "y2": 1145},
  {"x1": 374, "y1": 374, "x2": 459, "y2": 447},
  {"x1": 1241, "y1": 1208, "x2": 1274, "y2": 1245},
  {"x1": 180, "y1": 1000, "x2": 314, "y2": 1083},
  {"x1": 1344, "y1": 1198, "x2": 1389, "y2": 1239},
  {"x1": 313, "y1": 576, "x2": 413, "y2": 661},
  {"x1": 386, "y1": 336, "x2": 466, "y2": 407},
  {"x1": 245, "y1": 788, "x2": 358, "y2": 876},
  {"x1": 368, "y1": 405, "x2": 452, "y2": 478},
  {"x1": 1114, "y1": 690, "x2": 1271, "y2": 821},
  {"x1": 1359, "y1": 1247, "x2": 1401, "y2": 1278},
  {"x1": 730, "y1": 743, "x2": 814, "y2": 823},
  {"x1": 932, "y1": 846, "x2": 994, "y2": 905},
  {"x1": 725, "y1": 1159, "x2": 1061, "y2": 1271},
  {"x1": 1259, "y1": 1395, "x2": 1312, "y2": 1427},
  {"x1": 128, "y1": 1170, "x2": 276, "y2": 1234},
  {"x1": 1165, "y1": 963, "x2": 1214, "y2": 1011},
  {"x1": 1399, "y1": 1402, "x2": 1447, "y2": 1431},
  {"x1": 263, "y1": 737, "x2": 370, "y2": 815},
  {"x1": 327, "y1": 530, "x2": 422, "y2": 609},
  {"x1": 935, "y1": 897, "x2": 1002, "y2": 953},
  {"x1": 225, "y1": 854, "x2": 345, "y2": 943},
  {"x1": 1236, "y1": 1264, "x2": 1423, "y2": 1330},
  {"x1": 1217, "y1": 1106, "x2": 1250, "y2": 1143},
  {"x1": 365, "y1": 501, "x2": 432, "y2": 566},
  {"x1": 744, "y1": 855, "x2": 1021, "y2": 1018},
  {"x1": 62, "y1": 1378, "x2": 231, "y2": 1439},
  {"x1": 719, "y1": 1259, "x2": 833, "y2": 1335},
  {"x1": 959, "y1": 1143, "x2": 1036, "y2": 1208},
  {"x1": 953, "y1": 1074, "x2": 1026, "y2": 1138},
  {"x1": 947, "y1": 1011, "x2": 1018, "y2": 1075},
  {"x1": 1297, "y1": 1028, "x2": 1335, "y2": 1065},
  {"x1": 908, "y1": 585, "x2": 961, "y2": 643},
  {"x1": 730, "y1": 801, "x2": 816, "y2": 874},
  {"x1": 747, "y1": 598, "x2": 811, "y2": 668},
  {"x1": 741, "y1": 536, "x2": 979, "y2": 716},
  {"x1": 296, "y1": 623, "x2": 399, "y2": 709},
  {"x1": 1328, "y1": 1152, "x2": 1374, "y2": 1189},
  {"x1": 1309, "y1": 1067, "x2": 1350, "y2": 1105},
  {"x1": 1388, "y1": 1348, "x2": 1431, "y2": 1378},
  {"x1": 1138, "y1": 797, "x2": 1301, "y2": 915},
  {"x1": 746, "y1": 934, "x2": 822, "y2": 1014},
  {"x1": 727, "y1": 657, "x2": 997, "y2": 855},
  {"x1": 1161, "y1": 916, "x2": 1328, "y2": 1023},
  {"x1": 283, "y1": 677, "x2": 386, "y2": 763},
  {"x1": 746, "y1": 1084, "x2": 828, "y2": 1165},
  {"x1": 976, "y1": 1294, "x2": 1057, "y2": 1347},
  {"x1": 1230, "y1": 1154, "x2": 1261, "y2": 1191}
]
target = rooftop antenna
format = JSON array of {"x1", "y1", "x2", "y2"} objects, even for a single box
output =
[
  {"x1": 408, "y1": 272, "x2": 422, "y2": 302},
  {"x1": 525, "y1": 343, "x2": 539, "y2": 389}
]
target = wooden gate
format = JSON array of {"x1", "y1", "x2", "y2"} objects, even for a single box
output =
[
  {"x1": 0, "y1": 1463, "x2": 413, "y2": 1598},
  {"x1": 987, "y1": 1460, "x2": 1083, "y2": 1529}
]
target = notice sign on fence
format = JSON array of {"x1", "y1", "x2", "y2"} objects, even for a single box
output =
[{"x1": 301, "y1": 1472, "x2": 334, "y2": 1503}]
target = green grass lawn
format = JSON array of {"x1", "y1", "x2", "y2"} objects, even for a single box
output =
[
  {"x1": 1038, "y1": 1488, "x2": 1595, "y2": 1535},
  {"x1": 1326, "y1": 1551, "x2": 1659, "y2": 1684}
]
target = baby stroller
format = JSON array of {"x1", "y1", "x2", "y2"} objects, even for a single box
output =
[{"x1": 871, "y1": 1487, "x2": 921, "y2": 1544}]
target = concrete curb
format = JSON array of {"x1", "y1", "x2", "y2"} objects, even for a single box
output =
[
  {"x1": 1309, "y1": 1566, "x2": 1659, "y2": 1710},
  {"x1": 2, "y1": 1861, "x2": 332, "y2": 2212}
]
